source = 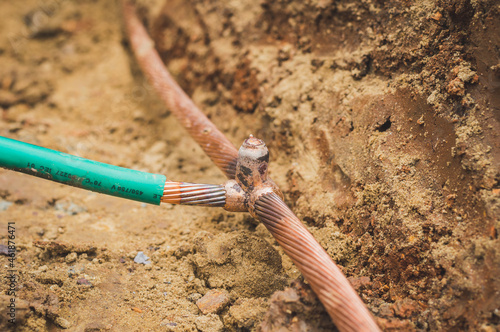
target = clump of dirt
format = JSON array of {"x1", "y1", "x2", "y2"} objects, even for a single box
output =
[
  {"x1": 0, "y1": 0, "x2": 499, "y2": 331},
  {"x1": 193, "y1": 231, "x2": 287, "y2": 298},
  {"x1": 260, "y1": 280, "x2": 336, "y2": 332},
  {"x1": 222, "y1": 297, "x2": 268, "y2": 331}
]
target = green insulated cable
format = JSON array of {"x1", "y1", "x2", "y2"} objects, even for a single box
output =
[{"x1": 0, "y1": 136, "x2": 166, "y2": 205}]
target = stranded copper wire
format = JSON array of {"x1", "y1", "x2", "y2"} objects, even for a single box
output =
[
  {"x1": 122, "y1": 2, "x2": 380, "y2": 330},
  {"x1": 122, "y1": 1, "x2": 239, "y2": 179},
  {"x1": 162, "y1": 181, "x2": 225, "y2": 207}
]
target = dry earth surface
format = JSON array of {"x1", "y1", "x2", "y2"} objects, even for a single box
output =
[{"x1": 0, "y1": 0, "x2": 499, "y2": 331}]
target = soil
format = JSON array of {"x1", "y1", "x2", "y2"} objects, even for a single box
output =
[{"x1": 0, "y1": 0, "x2": 499, "y2": 331}]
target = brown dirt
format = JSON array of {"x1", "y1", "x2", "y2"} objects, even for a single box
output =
[{"x1": 0, "y1": 0, "x2": 499, "y2": 331}]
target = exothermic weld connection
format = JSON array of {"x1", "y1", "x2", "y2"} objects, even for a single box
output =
[{"x1": 0, "y1": 136, "x2": 166, "y2": 205}]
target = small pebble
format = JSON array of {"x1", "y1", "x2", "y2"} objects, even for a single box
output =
[
  {"x1": 0, "y1": 200, "x2": 13, "y2": 211},
  {"x1": 196, "y1": 289, "x2": 230, "y2": 314},
  {"x1": 76, "y1": 278, "x2": 92, "y2": 286},
  {"x1": 134, "y1": 251, "x2": 151, "y2": 265}
]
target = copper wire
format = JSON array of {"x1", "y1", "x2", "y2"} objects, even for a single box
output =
[
  {"x1": 255, "y1": 193, "x2": 380, "y2": 332},
  {"x1": 122, "y1": 2, "x2": 380, "y2": 330},
  {"x1": 122, "y1": 1, "x2": 238, "y2": 179},
  {"x1": 162, "y1": 181, "x2": 225, "y2": 207}
]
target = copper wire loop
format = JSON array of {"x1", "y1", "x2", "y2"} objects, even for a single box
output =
[
  {"x1": 255, "y1": 193, "x2": 380, "y2": 332},
  {"x1": 162, "y1": 181, "x2": 225, "y2": 207},
  {"x1": 122, "y1": 1, "x2": 239, "y2": 179}
]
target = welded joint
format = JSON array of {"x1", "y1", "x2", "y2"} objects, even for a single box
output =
[{"x1": 223, "y1": 135, "x2": 283, "y2": 217}]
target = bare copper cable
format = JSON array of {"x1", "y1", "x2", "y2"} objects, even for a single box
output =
[
  {"x1": 122, "y1": 2, "x2": 380, "y2": 331},
  {"x1": 255, "y1": 193, "x2": 380, "y2": 332},
  {"x1": 233, "y1": 136, "x2": 380, "y2": 331},
  {"x1": 122, "y1": 1, "x2": 238, "y2": 179},
  {"x1": 162, "y1": 181, "x2": 225, "y2": 207}
]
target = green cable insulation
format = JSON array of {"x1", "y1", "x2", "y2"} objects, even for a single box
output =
[{"x1": 0, "y1": 136, "x2": 166, "y2": 205}]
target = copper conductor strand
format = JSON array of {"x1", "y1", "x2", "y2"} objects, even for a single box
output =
[
  {"x1": 255, "y1": 193, "x2": 380, "y2": 332},
  {"x1": 161, "y1": 181, "x2": 225, "y2": 207},
  {"x1": 122, "y1": 1, "x2": 238, "y2": 179}
]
